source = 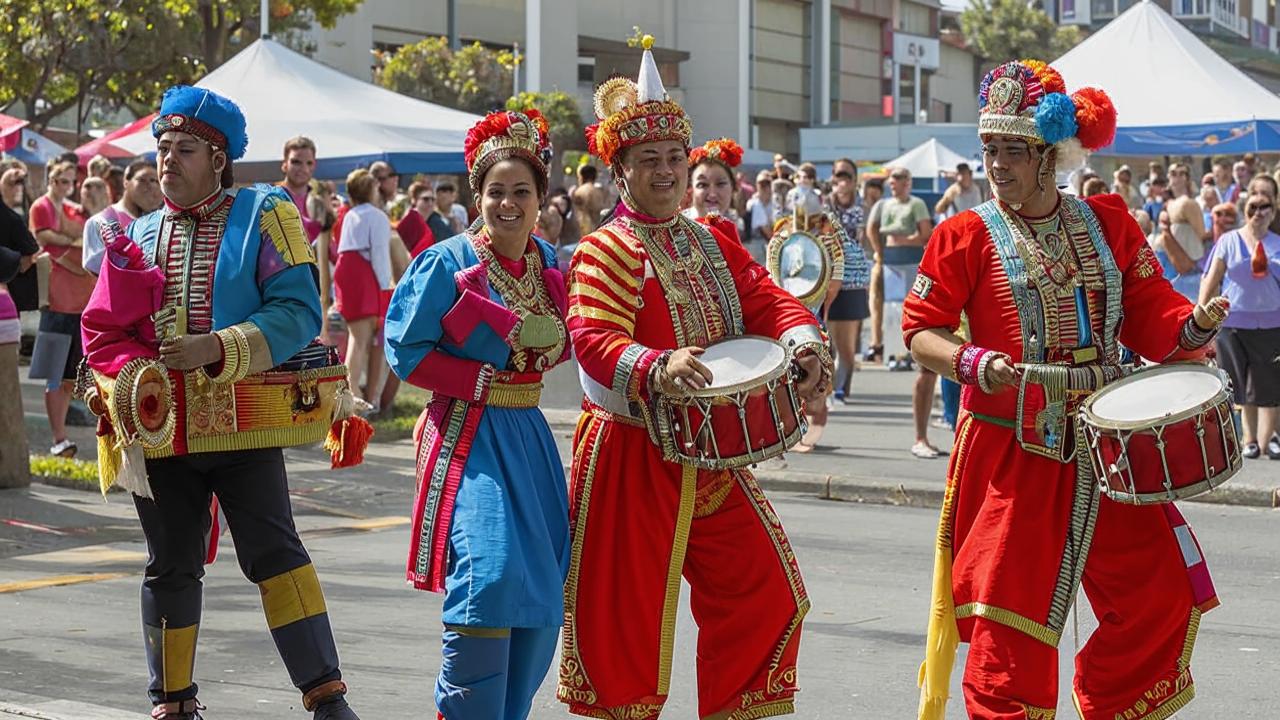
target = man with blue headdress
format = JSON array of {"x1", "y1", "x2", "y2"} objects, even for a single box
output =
[{"x1": 79, "y1": 86, "x2": 365, "y2": 720}]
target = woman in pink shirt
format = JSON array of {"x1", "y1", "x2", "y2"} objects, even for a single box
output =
[{"x1": 28, "y1": 160, "x2": 93, "y2": 457}]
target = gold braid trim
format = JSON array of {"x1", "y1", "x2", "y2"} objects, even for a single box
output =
[
  {"x1": 729, "y1": 699, "x2": 796, "y2": 719},
  {"x1": 953, "y1": 602, "x2": 1060, "y2": 647},
  {"x1": 486, "y1": 381, "x2": 543, "y2": 408},
  {"x1": 656, "y1": 463, "x2": 697, "y2": 695},
  {"x1": 1178, "y1": 606, "x2": 1202, "y2": 672},
  {"x1": 1021, "y1": 703, "x2": 1055, "y2": 719}
]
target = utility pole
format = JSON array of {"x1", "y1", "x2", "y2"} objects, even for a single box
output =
[
  {"x1": 448, "y1": 0, "x2": 460, "y2": 50},
  {"x1": 260, "y1": 0, "x2": 270, "y2": 38}
]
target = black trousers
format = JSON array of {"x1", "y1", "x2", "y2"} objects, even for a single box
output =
[{"x1": 135, "y1": 448, "x2": 341, "y2": 704}]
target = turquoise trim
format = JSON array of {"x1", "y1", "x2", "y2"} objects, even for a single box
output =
[{"x1": 973, "y1": 200, "x2": 1045, "y2": 362}]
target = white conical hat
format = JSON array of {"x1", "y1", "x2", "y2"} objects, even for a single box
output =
[
  {"x1": 635, "y1": 34, "x2": 667, "y2": 104},
  {"x1": 586, "y1": 30, "x2": 692, "y2": 166}
]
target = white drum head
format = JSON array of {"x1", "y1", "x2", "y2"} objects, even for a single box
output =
[
  {"x1": 700, "y1": 337, "x2": 787, "y2": 390},
  {"x1": 1089, "y1": 368, "x2": 1223, "y2": 423}
]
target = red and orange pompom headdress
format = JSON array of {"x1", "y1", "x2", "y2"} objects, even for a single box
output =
[
  {"x1": 584, "y1": 31, "x2": 693, "y2": 168},
  {"x1": 689, "y1": 138, "x2": 744, "y2": 175},
  {"x1": 977, "y1": 58, "x2": 1116, "y2": 152},
  {"x1": 464, "y1": 108, "x2": 554, "y2": 196}
]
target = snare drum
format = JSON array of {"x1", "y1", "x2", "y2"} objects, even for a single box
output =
[
  {"x1": 1079, "y1": 364, "x2": 1242, "y2": 504},
  {"x1": 654, "y1": 336, "x2": 806, "y2": 470}
]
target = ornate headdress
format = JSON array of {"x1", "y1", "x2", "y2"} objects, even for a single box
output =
[
  {"x1": 585, "y1": 31, "x2": 693, "y2": 168},
  {"x1": 151, "y1": 85, "x2": 248, "y2": 160},
  {"x1": 689, "y1": 137, "x2": 744, "y2": 176},
  {"x1": 978, "y1": 59, "x2": 1116, "y2": 152},
  {"x1": 463, "y1": 108, "x2": 554, "y2": 196}
]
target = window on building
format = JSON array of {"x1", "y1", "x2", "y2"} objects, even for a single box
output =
[
  {"x1": 1092, "y1": 0, "x2": 1116, "y2": 17},
  {"x1": 577, "y1": 56, "x2": 595, "y2": 84},
  {"x1": 898, "y1": 1, "x2": 932, "y2": 35},
  {"x1": 1062, "y1": 0, "x2": 1076, "y2": 19}
]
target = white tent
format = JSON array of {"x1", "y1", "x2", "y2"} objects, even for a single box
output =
[
  {"x1": 106, "y1": 38, "x2": 482, "y2": 179},
  {"x1": 882, "y1": 138, "x2": 980, "y2": 191},
  {"x1": 1053, "y1": 0, "x2": 1280, "y2": 155}
]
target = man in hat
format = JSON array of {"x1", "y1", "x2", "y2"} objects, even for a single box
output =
[
  {"x1": 904, "y1": 61, "x2": 1229, "y2": 720},
  {"x1": 79, "y1": 86, "x2": 362, "y2": 720},
  {"x1": 558, "y1": 33, "x2": 832, "y2": 720}
]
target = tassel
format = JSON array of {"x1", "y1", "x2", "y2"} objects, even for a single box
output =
[
  {"x1": 325, "y1": 415, "x2": 374, "y2": 469},
  {"x1": 917, "y1": 528, "x2": 960, "y2": 720},
  {"x1": 116, "y1": 442, "x2": 153, "y2": 499},
  {"x1": 97, "y1": 432, "x2": 121, "y2": 497}
]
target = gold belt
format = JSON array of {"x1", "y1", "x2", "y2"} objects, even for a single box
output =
[{"x1": 487, "y1": 381, "x2": 543, "y2": 408}]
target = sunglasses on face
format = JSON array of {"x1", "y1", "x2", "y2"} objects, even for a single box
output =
[
  {"x1": 418, "y1": 195, "x2": 435, "y2": 202},
  {"x1": 833, "y1": 171, "x2": 854, "y2": 181},
  {"x1": 1246, "y1": 203, "x2": 1273, "y2": 216}
]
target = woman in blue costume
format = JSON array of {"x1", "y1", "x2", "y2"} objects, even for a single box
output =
[{"x1": 384, "y1": 108, "x2": 570, "y2": 720}]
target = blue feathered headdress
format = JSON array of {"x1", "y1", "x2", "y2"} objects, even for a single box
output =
[{"x1": 151, "y1": 85, "x2": 249, "y2": 160}]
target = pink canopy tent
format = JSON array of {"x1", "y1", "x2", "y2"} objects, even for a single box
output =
[
  {"x1": 74, "y1": 113, "x2": 156, "y2": 164},
  {"x1": 0, "y1": 113, "x2": 29, "y2": 153}
]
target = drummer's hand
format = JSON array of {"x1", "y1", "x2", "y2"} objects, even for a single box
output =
[
  {"x1": 984, "y1": 355, "x2": 1019, "y2": 393},
  {"x1": 1193, "y1": 296, "x2": 1229, "y2": 331},
  {"x1": 159, "y1": 334, "x2": 222, "y2": 371},
  {"x1": 660, "y1": 346, "x2": 713, "y2": 394},
  {"x1": 794, "y1": 353, "x2": 827, "y2": 404}
]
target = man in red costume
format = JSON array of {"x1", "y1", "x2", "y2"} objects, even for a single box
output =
[
  {"x1": 557, "y1": 33, "x2": 833, "y2": 720},
  {"x1": 906, "y1": 60, "x2": 1229, "y2": 720}
]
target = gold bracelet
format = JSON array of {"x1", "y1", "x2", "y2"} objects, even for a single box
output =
[{"x1": 208, "y1": 326, "x2": 251, "y2": 384}]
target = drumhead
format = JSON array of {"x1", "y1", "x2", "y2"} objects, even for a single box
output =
[
  {"x1": 1089, "y1": 367, "x2": 1224, "y2": 423},
  {"x1": 698, "y1": 337, "x2": 787, "y2": 391}
]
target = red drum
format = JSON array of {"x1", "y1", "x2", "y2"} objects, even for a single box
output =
[
  {"x1": 1079, "y1": 364, "x2": 1242, "y2": 504},
  {"x1": 654, "y1": 336, "x2": 806, "y2": 470}
]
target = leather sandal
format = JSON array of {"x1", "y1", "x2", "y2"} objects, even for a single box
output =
[
  {"x1": 151, "y1": 699, "x2": 204, "y2": 719},
  {"x1": 304, "y1": 681, "x2": 360, "y2": 720}
]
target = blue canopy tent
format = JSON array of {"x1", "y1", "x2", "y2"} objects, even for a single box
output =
[
  {"x1": 1053, "y1": 0, "x2": 1280, "y2": 156},
  {"x1": 102, "y1": 39, "x2": 481, "y2": 180}
]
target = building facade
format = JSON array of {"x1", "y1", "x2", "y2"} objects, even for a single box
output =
[
  {"x1": 305, "y1": 0, "x2": 976, "y2": 157},
  {"x1": 1050, "y1": 0, "x2": 1280, "y2": 90}
]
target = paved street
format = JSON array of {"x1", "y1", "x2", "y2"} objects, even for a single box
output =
[
  {"x1": 0, "y1": 475, "x2": 1278, "y2": 718},
  {"x1": 21, "y1": 302, "x2": 1280, "y2": 508},
  {"x1": 7, "y1": 310, "x2": 1280, "y2": 718}
]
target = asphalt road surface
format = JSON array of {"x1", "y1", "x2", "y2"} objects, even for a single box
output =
[{"x1": 0, "y1": 484, "x2": 1276, "y2": 719}]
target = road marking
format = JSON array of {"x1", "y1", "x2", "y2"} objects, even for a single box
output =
[
  {"x1": 13, "y1": 545, "x2": 146, "y2": 566},
  {"x1": 0, "y1": 573, "x2": 131, "y2": 594},
  {"x1": 299, "y1": 516, "x2": 410, "y2": 539},
  {"x1": 0, "y1": 520, "x2": 68, "y2": 536},
  {"x1": 0, "y1": 692, "x2": 147, "y2": 719},
  {"x1": 345, "y1": 516, "x2": 410, "y2": 531}
]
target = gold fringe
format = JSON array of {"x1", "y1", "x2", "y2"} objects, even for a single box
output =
[
  {"x1": 917, "y1": 415, "x2": 974, "y2": 720},
  {"x1": 97, "y1": 433, "x2": 120, "y2": 497}
]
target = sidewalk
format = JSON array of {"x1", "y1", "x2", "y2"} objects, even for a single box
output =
[{"x1": 17, "y1": 360, "x2": 1280, "y2": 510}]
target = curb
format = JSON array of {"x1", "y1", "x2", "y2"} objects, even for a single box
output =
[
  {"x1": 752, "y1": 470, "x2": 948, "y2": 508},
  {"x1": 30, "y1": 475, "x2": 119, "y2": 494},
  {"x1": 750, "y1": 468, "x2": 1278, "y2": 510}
]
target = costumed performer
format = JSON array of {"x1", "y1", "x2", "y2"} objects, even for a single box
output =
[
  {"x1": 557, "y1": 31, "x2": 832, "y2": 720},
  {"x1": 905, "y1": 60, "x2": 1229, "y2": 720},
  {"x1": 80, "y1": 86, "x2": 369, "y2": 720},
  {"x1": 767, "y1": 184, "x2": 870, "y2": 451},
  {"x1": 383, "y1": 107, "x2": 571, "y2": 720}
]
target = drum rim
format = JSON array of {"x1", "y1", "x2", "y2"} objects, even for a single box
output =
[
  {"x1": 677, "y1": 334, "x2": 791, "y2": 400},
  {"x1": 1100, "y1": 460, "x2": 1240, "y2": 505},
  {"x1": 1079, "y1": 363, "x2": 1230, "y2": 431}
]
